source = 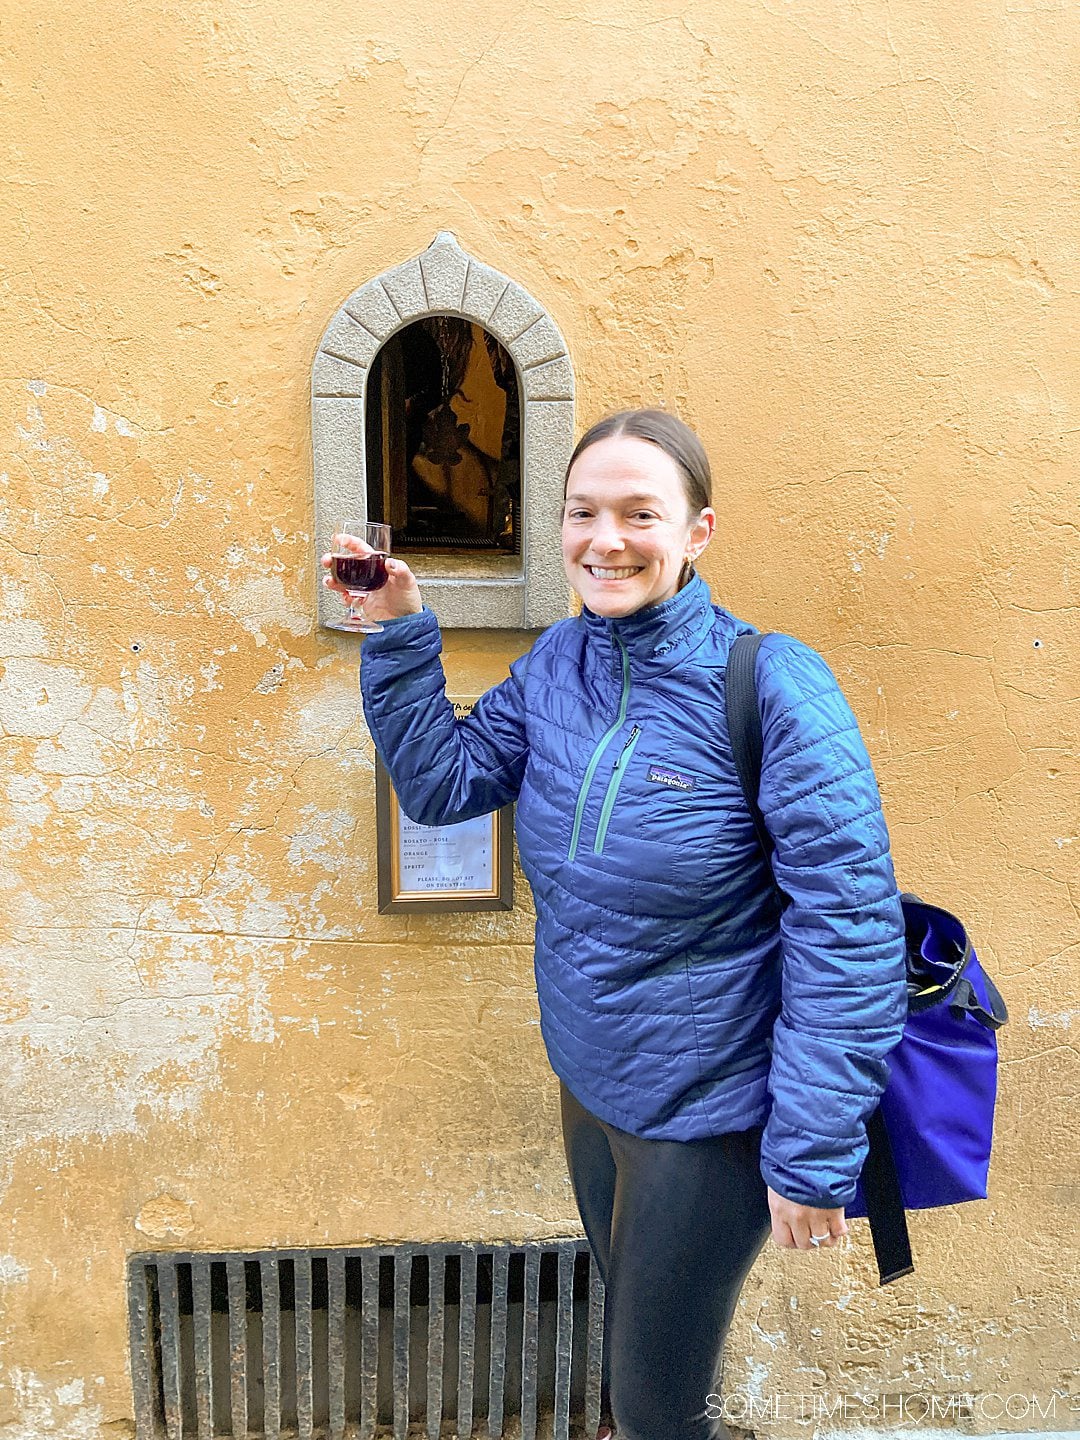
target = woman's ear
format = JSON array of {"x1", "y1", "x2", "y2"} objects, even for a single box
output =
[{"x1": 687, "y1": 507, "x2": 716, "y2": 561}]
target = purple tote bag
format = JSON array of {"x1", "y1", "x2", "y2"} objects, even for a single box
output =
[{"x1": 846, "y1": 895, "x2": 1007, "y2": 1218}]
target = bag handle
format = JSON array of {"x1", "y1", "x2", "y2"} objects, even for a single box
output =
[{"x1": 949, "y1": 974, "x2": 1009, "y2": 1031}]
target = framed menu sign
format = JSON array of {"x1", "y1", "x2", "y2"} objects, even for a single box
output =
[{"x1": 374, "y1": 699, "x2": 515, "y2": 913}]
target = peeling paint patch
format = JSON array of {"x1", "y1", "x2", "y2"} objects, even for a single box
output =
[
  {"x1": 741, "y1": 1357, "x2": 773, "y2": 1403},
  {"x1": 751, "y1": 1317, "x2": 787, "y2": 1351},
  {"x1": 0, "y1": 930, "x2": 240, "y2": 1174},
  {"x1": 0, "y1": 1254, "x2": 29, "y2": 1283},
  {"x1": 90, "y1": 403, "x2": 136, "y2": 436},
  {"x1": 285, "y1": 805, "x2": 353, "y2": 870},
  {"x1": 229, "y1": 574, "x2": 311, "y2": 642},
  {"x1": 0, "y1": 659, "x2": 93, "y2": 739},
  {"x1": 33, "y1": 721, "x2": 114, "y2": 777},
  {"x1": 1028, "y1": 1005, "x2": 1077, "y2": 1030},
  {"x1": 0, "y1": 619, "x2": 48, "y2": 658},
  {"x1": 847, "y1": 530, "x2": 892, "y2": 575},
  {"x1": 255, "y1": 662, "x2": 285, "y2": 694},
  {"x1": 6, "y1": 1369, "x2": 104, "y2": 1440}
]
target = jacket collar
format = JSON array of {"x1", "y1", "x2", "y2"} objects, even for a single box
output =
[{"x1": 580, "y1": 570, "x2": 724, "y2": 675}]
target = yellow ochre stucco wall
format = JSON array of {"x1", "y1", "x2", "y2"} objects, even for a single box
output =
[{"x1": 1, "y1": 0, "x2": 1077, "y2": 1435}]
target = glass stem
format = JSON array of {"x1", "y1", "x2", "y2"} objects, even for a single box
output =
[{"x1": 348, "y1": 593, "x2": 366, "y2": 624}]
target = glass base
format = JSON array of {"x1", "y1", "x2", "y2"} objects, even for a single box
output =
[{"x1": 327, "y1": 616, "x2": 384, "y2": 633}]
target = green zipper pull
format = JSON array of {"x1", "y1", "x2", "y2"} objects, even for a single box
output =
[
  {"x1": 612, "y1": 725, "x2": 641, "y2": 769},
  {"x1": 594, "y1": 725, "x2": 642, "y2": 855},
  {"x1": 568, "y1": 635, "x2": 631, "y2": 863}
]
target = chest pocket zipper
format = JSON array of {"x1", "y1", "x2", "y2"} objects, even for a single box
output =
[
  {"x1": 568, "y1": 636, "x2": 631, "y2": 863},
  {"x1": 594, "y1": 725, "x2": 642, "y2": 855}
]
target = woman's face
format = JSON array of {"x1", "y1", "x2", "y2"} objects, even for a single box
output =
[{"x1": 561, "y1": 435, "x2": 716, "y2": 619}]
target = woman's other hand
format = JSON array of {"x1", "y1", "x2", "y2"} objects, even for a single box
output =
[
  {"x1": 766, "y1": 1186, "x2": 848, "y2": 1250},
  {"x1": 321, "y1": 533, "x2": 423, "y2": 624}
]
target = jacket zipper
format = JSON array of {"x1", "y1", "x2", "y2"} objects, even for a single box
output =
[
  {"x1": 568, "y1": 634, "x2": 631, "y2": 863},
  {"x1": 594, "y1": 724, "x2": 642, "y2": 855}
]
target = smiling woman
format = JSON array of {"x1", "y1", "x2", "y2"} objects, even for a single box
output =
[
  {"x1": 344, "y1": 409, "x2": 908, "y2": 1440},
  {"x1": 561, "y1": 414, "x2": 716, "y2": 618}
]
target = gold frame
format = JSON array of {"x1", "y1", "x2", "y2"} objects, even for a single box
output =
[{"x1": 374, "y1": 702, "x2": 514, "y2": 913}]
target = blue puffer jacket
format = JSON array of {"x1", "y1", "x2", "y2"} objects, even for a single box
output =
[{"x1": 359, "y1": 572, "x2": 908, "y2": 1209}]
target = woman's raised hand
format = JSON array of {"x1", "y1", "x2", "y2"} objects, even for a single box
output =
[{"x1": 321, "y1": 533, "x2": 423, "y2": 624}]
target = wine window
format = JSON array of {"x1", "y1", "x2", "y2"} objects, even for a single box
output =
[
  {"x1": 365, "y1": 316, "x2": 521, "y2": 557},
  {"x1": 312, "y1": 233, "x2": 574, "y2": 629}
]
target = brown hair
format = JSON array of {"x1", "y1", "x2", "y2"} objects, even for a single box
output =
[{"x1": 564, "y1": 408, "x2": 712, "y2": 514}]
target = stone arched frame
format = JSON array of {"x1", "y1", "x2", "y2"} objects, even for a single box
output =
[{"x1": 312, "y1": 232, "x2": 574, "y2": 630}]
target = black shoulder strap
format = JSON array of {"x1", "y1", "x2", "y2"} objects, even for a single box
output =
[
  {"x1": 727, "y1": 633, "x2": 791, "y2": 914},
  {"x1": 726, "y1": 633, "x2": 772, "y2": 865},
  {"x1": 725, "y1": 630, "x2": 914, "y2": 1287}
]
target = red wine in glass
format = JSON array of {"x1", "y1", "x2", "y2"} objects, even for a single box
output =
[
  {"x1": 330, "y1": 519, "x2": 392, "y2": 633},
  {"x1": 333, "y1": 552, "x2": 389, "y2": 592}
]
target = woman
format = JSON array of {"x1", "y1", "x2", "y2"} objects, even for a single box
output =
[{"x1": 323, "y1": 410, "x2": 908, "y2": 1440}]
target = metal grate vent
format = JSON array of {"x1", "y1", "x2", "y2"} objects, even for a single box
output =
[{"x1": 128, "y1": 1241, "x2": 605, "y2": 1440}]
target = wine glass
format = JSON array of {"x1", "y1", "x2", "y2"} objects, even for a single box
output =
[{"x1": 330, "y1": 520, "x2": 392, "y2": 633}]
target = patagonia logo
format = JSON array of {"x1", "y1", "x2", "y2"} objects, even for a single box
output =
[{"x1": 647, "y1": 765, "x2": 696, "y2": 792}]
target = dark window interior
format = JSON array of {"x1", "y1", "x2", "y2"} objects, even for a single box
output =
[{"x1": 365, "y1": 316, "x2": 521, "y2": 555}]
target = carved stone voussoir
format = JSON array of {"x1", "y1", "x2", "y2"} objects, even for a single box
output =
[
  {"x1": 462, "y1": 260, "x2": 510, "y2": 324},
  {"x1": 523, "y1": 355, "x2": 574, "y2": 403},
  {"x1": 312, "y1": 353, "x2": 366, "y2": 398},
  {"x1": 515, "y1": 315, "x2": 567, "y2": 370},
  {"x1": 487, "y1": 283, "x2": 545, "y2": 346},
  {"x1": 380, "y1": 258, "x2": 427, "y2": 320},
  {"x1": 320, "y1": 311, "x2": 380, "y2": 369},
  {"x1": 343, "y1": 281, "x2": 400, "y2": 342},
  {"x1": 419, "y1": 236, "x2": 469, "y2": 312}
]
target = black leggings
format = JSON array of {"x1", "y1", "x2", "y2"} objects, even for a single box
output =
[{"x1": 560, "y1": 1082, "x2": 773, "y2": 1440}]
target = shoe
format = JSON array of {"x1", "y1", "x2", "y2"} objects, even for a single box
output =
[{"x1": 597, "y1": 1428, "x2": 614, "y2": 1439}]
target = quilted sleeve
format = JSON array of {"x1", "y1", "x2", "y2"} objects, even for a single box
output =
[
  {"x1": 755, "y1": 635, "x2": 907, "y2": 1209},
  {"x1": 358, "y1": 607, "x2": 529, "y2": 824}
]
